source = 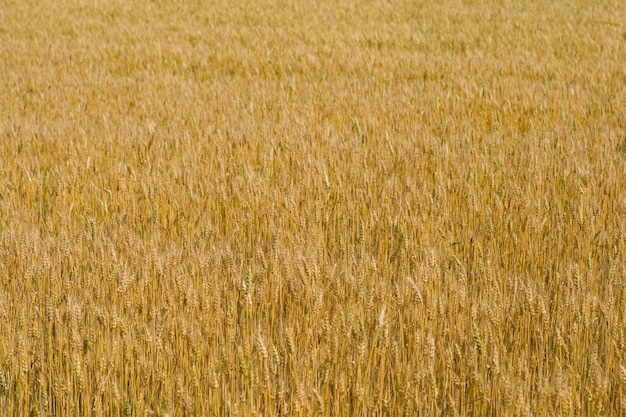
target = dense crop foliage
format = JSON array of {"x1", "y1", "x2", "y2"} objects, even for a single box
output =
[{"x1": 0, "y1": 0, "x2": 625, "y2": 415}]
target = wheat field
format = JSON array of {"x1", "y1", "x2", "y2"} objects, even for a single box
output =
[{"x1": 0, "y1": 0, "x2": 625, "y2": 415}]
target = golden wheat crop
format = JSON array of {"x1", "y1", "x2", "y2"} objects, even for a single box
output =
[{"x1": 0, "y1": 0, "x2": 625, "y2": 415}]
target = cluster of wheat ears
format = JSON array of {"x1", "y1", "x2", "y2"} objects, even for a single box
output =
[{"x1": 0, "y1": 0, "x2": 625, "y2": 415}]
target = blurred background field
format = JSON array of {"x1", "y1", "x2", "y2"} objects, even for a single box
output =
[{"x1": 0, "y1": 0, "x2": 625, "y2": 415}]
